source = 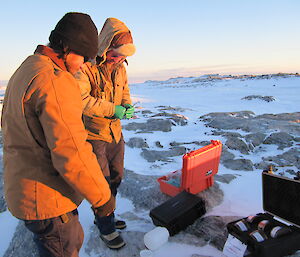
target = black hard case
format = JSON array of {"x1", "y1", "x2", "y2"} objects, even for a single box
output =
[
  {"x1": 150, "y1": 191, "x2": 206, "y2": 236},
  {"x1": 227, "y1": 172, "x2": 300, "y2": 257}
]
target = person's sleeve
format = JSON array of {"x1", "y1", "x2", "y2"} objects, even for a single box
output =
[
  {"x1": 119, "y1": 65, "x2": 132, "y2": 106},
  {"x1": 75, "y1": 64, "x2": 115, "y2": 117},
  {"x1": 36, "y1": 71, "x2": 111, "y2": 208}
]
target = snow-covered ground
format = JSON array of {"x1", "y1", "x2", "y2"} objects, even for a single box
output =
[{"x1": 0, "y1": 74, "x2": 299, "y2": 257}]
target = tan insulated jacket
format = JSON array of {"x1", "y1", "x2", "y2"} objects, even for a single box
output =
[
  {"x1": 1, "y1": 47, "x2": 111, "y2": 220},
  {"x1": 75, "y1": 18, "x2": 132, "y2": 143}
]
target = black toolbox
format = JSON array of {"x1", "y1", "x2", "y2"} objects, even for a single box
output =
[
  {"x1": 150, "y1": 190, "x2": 206, "y2": 236},
  {"x1": 226, "y1": 171, "x2": 300, "y2": 257}
]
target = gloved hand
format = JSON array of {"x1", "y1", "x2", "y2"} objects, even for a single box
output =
[
  {"x1": 113, "y1": 105, "x2": 126, "y2": 119},
  {"x1": 92, "y1": 195, "x2": 115, "y2": 217},
  {"x1": 124, "y1": 104, "x2": 135, "y2": 119}
]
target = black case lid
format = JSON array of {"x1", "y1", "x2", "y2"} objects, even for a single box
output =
[
  {"x1": 262, "y1": 172, "x2": 300, "y2": 228},
  {"x1": 150, "y1": 191, "x2": 205, "y2": 223}
]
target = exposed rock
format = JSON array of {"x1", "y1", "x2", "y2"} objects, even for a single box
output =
[
  {"x1": 263, "y1": 132, "x2": 294, "y2": 149},
  {"x1": 225, "y1": 137, "x2": 250, "y2": 154},
  {"x1": 151, "y1": 112, "x2": 188, "y2": 126},
  {"x1": 3, "y1": 222, "x2": 38, "y2": 257},
  {"x1": 156, "y1": 105, "x2": 190, "y2": 113},
  {"x1": 198, "y1": 183, "x2": 224, "y2": 211},
  {"x1": 241, "y1": 95, "x2": 275, "y2": 102},
  {"x1": 262, "y1": 148, "x2": 300, "y2": 169},
  {"x1": 126, "y1": 137, "x2": 149, "y2": 148},
  {"x1": 220, "y1": 147, "x2": 235, "y2": 162},
  {"x1": 155, "y1": 141, "x2": 164, "y2": 148},
  {"x1": 185, "y1": 215, "x2": 241, "y2": 251},
  {"x1": 222, "y1": 159, "x2": 254, "y2": 171},
  {"x1": 285, "y1": 169, "x2": 297, "y2": 176},
  {"x1": 0, "y1": 191, "x2": 6, "y2": 213},
  {"x1": 170, "y1": 141, "x2": 210, "y2": 147},
  {"x1": 141, "y1": 110, "x2": 153, "y2": 115},
  {"x1": 119, "y1": 169, "x2": 170, "y2": 210},
  {"x1": 215, "y1": 174, "x2": 237, "y2": 184},
  {"x1": 124, "y1": 118, "x2": 173, "y2": 132},
  {"x1": 200, "y1": 111, "x2": 300, "y2": 134},
  {"x1": 0, "y1": 151, "x2": 6, "y2": 213},
  {"x1": 254, "y1": 161, "x2": 278, "y2": 171},
  {"x1": 245, "y1": 132, "x2": 266, "y2": 147},
  {"x1": 212, "y1": 131, "x2": 243, "y2": 138},
  {"x1": 140, "y1": 146, "x2": 186, "y2": 163}
]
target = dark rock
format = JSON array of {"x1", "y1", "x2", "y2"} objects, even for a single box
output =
[
  {"x1": 169, "y1": 141, "x2": 210, "y2": 147},
  {"x1": 263, "y1": 132, "x2": 294, "y2": 149},
  {"x1": 220, "y1": 147, "x2": 235, "y2": 162},
  {"x1": 285, "y1": 169, "x2": 297, "y2": 176},
  {"x1": 141, "y1": 110, "x2": 153, "y2": 115},
  {"x1": 212, "y1": 131, "x2": 243, "y2": 138},
  {"x1": 155, "y1": 141, "x2": 164, "y2": 148},
  {"x1": 124, "y1": 118, "x2": 173, "y2": 132},
  {"x1": 245, "y1": 132, "x2": 266, "y2": 147},
  {"x1": 126, "y1": 137, "x2": 149, "y2": 148},
  {"x1": 241, "y1": 95, "x2": 275, "y2": 102},
  {"x1": 225, "y1": 137, "x2": 250, "y2": 154},
  {"x1": 140, "y1": 147, "x2": 186, "y2": 163},
  {"x1": 200, "y1": 111, "x2": 300, "y2": 134},
  {"x1": 198, "y1": 183, "x2": 224, "y2": 211},
  {"x1": 151, "y1": 112, "x2": 188, "y2": 126},
  {"x1": 156, "y1": 105, "x2": 189, "y2": 112},
  {"x1": 119, "y1": 169, "x2": 170, "y2": 210},
  {"x1": 223, "y1": 159, "x2": 254, "y2": 171},
  {"x1": 0, "y1": 172, "x2": 6, "y2": 213},
  {"x1": 185, "y1": 215, "x2": 242, "y2": 251},
  {"x1": 215, "y1": 174, "x2": 237, "y2": 184},
  {"x1": 262, "y1": 148, "x2": 300, "y2": 169},
  {"x1": 3, "y1": 222, "x2": 38, "y2": 257},
  {"x1": 254, "y1": 161, "x2": 278, "y2": 172}
]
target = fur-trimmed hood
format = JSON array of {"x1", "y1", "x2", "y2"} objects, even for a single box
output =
[{"x1": 97, "y1": 18, "x2": 135, "y2": 63}]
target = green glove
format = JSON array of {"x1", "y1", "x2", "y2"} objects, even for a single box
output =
[
  {"x1": 114, "y1": 105, "x2": 126, "y2": 119},
  {"x1": 124, "y1": 104, "x2": 135, "y2": 119}
]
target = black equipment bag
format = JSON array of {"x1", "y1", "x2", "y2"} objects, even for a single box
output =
[{"x1": 150, "y1": 190, "x2": 206, "y2": 236}]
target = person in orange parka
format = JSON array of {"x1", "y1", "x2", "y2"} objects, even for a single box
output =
[
  {"x1": 2, "y1": 13, "x2": 114, "y2": 257},
  {"x1": 75, "y1": 17, "x2": 136, "y2": 249}
]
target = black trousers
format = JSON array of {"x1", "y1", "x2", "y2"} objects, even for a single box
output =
[
  {"x1": 24, "y1": 209, "x2": 84, "y2": 257},
  {"x1": 88, "y1": 137, "x2": 125, "y2": 235}
]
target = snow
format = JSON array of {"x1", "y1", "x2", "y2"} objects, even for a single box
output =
[{"x1": 0, "y1": 74, "x2": 299, "y2": 257}]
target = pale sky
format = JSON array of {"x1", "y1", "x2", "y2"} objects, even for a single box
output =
[{"x1": 0, "y1": 0, "x2": 299, "y2": 83}]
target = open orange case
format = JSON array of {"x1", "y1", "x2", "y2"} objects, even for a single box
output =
[{"x1": 157, "y1": 140, "x2": 222, "y2": 196}]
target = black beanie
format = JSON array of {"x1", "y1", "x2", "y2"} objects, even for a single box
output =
[{"x1": 49, "y1": 12, "x2": 98, "y2": 59}]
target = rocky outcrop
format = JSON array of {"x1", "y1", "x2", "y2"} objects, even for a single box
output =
[
  {"x1": 241, "y1": 95, "x2": 275, "y2": 102},
  {"x1": 200, "y1": 111, "x2": 300, "y2": 134},
  {"x1": 200, "y1": 111, "x2": 300, "y2": 173},
  {"x1": 126, "y1": 137, "x2": 149, "y2": 148},
  {"x1": 141, "y1": 146, "x2": 187, "y2": 163},
  {"x1": 124, "y1": 118, "x2": 173, "y2": 132},
  {"x1": 263, "y1": 132, "x2": 295, "y2": 150}
]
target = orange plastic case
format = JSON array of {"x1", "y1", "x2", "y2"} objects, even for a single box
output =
[{"x1": 157, "y1": 140, "x2": 222, "y2": 196}]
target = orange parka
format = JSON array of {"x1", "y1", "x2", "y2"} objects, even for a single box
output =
[
  {"x1": 1, "y1": 46, "x2": 111, "y2": 220},
  {"x1": 75, "y1": 18, "x2": 132, "y2": 143}
]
